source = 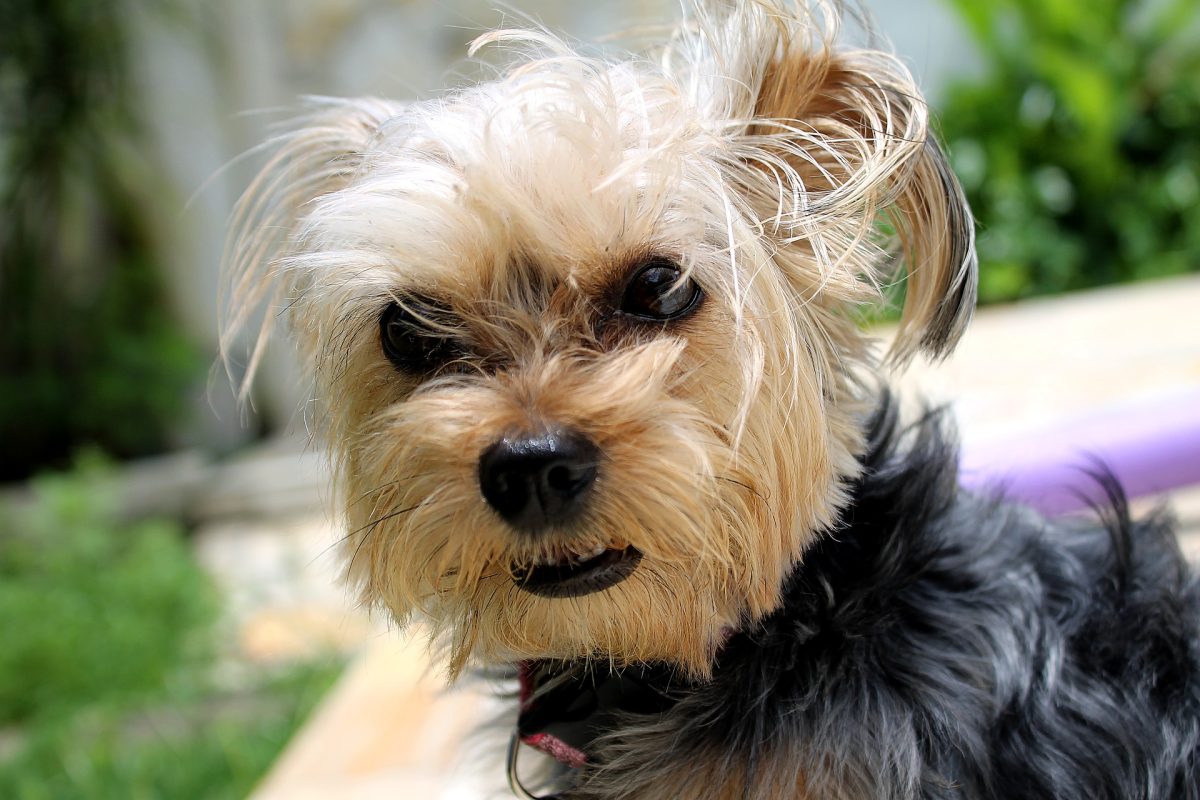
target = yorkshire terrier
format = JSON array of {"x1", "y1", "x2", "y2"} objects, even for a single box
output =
[{"x1": 222, "y1": 1, "x2": 1200, "y2": 797}]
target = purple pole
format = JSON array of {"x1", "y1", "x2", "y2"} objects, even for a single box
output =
[{"x1": 959, "y1": 387, "x2": 1200, "y2": 515}]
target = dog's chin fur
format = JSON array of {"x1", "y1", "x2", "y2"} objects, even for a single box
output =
[{"x1": 223, "y1": 0, "x2": 974, "y2": 679}]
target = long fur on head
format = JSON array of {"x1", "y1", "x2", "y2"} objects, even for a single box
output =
[{"x1": 222, "y1": 0, "x2": 977, "y2": 678}]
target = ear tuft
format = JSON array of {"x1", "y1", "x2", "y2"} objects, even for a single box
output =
[
  {"x1": 220, "y1": 97, "x2": 405, "y2": 399},
  {"x1": 885, "y1": 135, "x2": 978, "y2": 363},
  {"x1": 681, "y1": 0, "x2": 978, "y2": 363}
]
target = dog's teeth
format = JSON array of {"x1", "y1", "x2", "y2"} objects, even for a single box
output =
[
  {"x1": 528, "y1": 543, "x2": 610, "y2": 570},
  {"x1": 571, "y1": 544, "x2": 606, "y2": 562}
]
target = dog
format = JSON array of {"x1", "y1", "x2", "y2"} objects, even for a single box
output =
[{"x1": 222, "y1": 1, "x2": 1200, "y2": 797}]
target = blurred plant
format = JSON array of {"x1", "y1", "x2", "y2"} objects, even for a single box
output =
[
  {"x1": 937, "y1": 0, "x2": 1200, "y2": 303},
  {"x1": 0, "y1": 665, "x2": 339, "y2": 800},
  {"x1": 0, "y1": 456, "x2": 342, "y2": 798},
  {"x1": 0, "y1": 453, "x2": 217, "y2": 724},
  {"x1": 0, "y1": 0, "x2": 200, "y2": 481}
]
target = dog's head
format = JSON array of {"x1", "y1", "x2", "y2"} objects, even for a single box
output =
[{"x1": 223, "y1": 0, "x2": 975, "y2": 678}]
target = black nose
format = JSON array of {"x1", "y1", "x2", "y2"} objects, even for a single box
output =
[{"x1": 478, "y1": 430, "x2": 599, "y2": 532}]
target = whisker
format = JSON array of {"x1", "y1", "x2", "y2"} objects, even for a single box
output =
[
  {"x1": 347, "y1": 474, "x2": 435, "y2": 505},
  {"x1": 314, "y1": 501, "x2": 430, "y2": 570}
]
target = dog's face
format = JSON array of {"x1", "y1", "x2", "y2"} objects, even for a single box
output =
[{"x1": 225, "y1": 1, "x2": 976, "y2": 678}]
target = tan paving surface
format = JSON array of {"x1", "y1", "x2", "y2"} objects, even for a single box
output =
[
  {"x1": 208, "y1": 275, "x2": 1200, "y2": 799},
  {"x1": 250, "y1": 633, "x2": 509, "y2": 800}
]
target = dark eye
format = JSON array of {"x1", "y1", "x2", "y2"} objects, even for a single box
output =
[
  {"x1": 379, "y1": 300, "x2": 464, "y2": 373},
  {"x1": 619, "y1": 259, "x2": 703, "y2": 321}
]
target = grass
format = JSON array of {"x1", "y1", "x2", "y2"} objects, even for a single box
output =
[
  {"x1": 0, "y1": 455, "x2": 343, "y2": 798},
  {"x1": 0, "y1": 663, "x2": 340, "y2": 800}
]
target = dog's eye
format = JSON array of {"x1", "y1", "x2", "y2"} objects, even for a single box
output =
[
  {"x1": 379, "y1": 300, "x2": 464, "y2": 373},
  {"x1": 619, "y1": 259, "x2": 703, "y2": 321}
]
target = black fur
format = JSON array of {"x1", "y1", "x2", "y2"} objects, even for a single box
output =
[{"x1": 548, "y1": 396, "x2": 1200, "y2": 799}]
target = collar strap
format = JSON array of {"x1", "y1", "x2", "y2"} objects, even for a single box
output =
[
  {"x1": 514, "y1": 660, "x2": 680, "y2": 770},
  {"x1": 507, "y1": 728, "x2": 564, "y2": 800}
]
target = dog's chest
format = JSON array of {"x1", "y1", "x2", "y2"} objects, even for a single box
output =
[{"x1": 518, "y1": 660, "x2": 818, "y2": 800}]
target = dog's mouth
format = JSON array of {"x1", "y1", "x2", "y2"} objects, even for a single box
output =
[{"x1": 512, "y1": 544, "x2": 642, "y2": 598}]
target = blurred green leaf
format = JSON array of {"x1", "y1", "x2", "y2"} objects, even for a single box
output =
[
  {"x1": 939, "y1": 0, "x2": 1200, "y2": 302},
  {"x1": 0, "y1": 457, "x2": 217, "y2": 723},
  {"x1": 0, "y1": 0, "x2": 202, "y2": 480},
  {"x1": 0, "y1": 459, "x2": 344, "y2": 798}
]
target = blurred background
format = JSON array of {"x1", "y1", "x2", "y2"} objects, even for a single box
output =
[{"x1": 1, "y1": 0, "x2": 1197, "y2": 797}]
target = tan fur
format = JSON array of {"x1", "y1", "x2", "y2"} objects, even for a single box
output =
[
  {"x1": 615, "y1": 757, "x2": 763, "y2": 800},
  {"x1": 222, "y1": 0, "x2": 975, "y2": 699},
  {"x1": 574, "y1": 724, "x2": 838, "y2": 800},
  {"x1": 576, "y1": 731, "x2": 881, "y2": 800}
]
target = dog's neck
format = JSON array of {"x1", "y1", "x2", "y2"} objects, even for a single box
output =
[{"x1": 513, "y1": 394, "x2": 957, "y2": 777}]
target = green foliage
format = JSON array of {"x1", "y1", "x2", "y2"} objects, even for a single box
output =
[
  {"x1": 0, "y1": 664, "x2": 339, "y2": 800},
  {"x1": 0, "y1": 454, "x2": 218, "y2": 724},
  {"x1": 0, "y1": 459, "x2": 343, "y2": 798},
  {"x1": 937, "y1": 0, "x2": 1200, "y2": 303},
  {"x1": 0, "y1": 0, "x2": 200, "y2": 481}
]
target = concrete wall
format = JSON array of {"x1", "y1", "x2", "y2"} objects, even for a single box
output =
[{"x1": 131, "y1": 0, "x2": 973, "y2": 447}]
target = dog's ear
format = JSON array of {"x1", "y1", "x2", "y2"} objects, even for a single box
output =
[
  {"x1": 690, "y1": 3, "x2": 977, "y2": 362},
  {"x1": 758, "y1": 45, "x2": 977, "y2": 362},
  {"x1": 221, "y1": 97, "x2": 405, "y2": 394},
  {"x1": 881, "y1": 134, "x2": 978, "y2": 363}
]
